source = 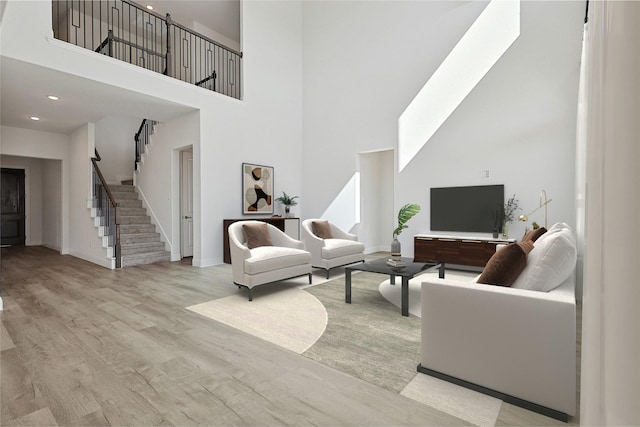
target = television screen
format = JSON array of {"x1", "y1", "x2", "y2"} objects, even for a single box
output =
[{"x1": 430, "y1": 185, "x2": 504, "y2": 233}]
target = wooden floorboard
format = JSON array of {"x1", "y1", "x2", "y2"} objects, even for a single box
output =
[{"x1": 1, "y1": 246, "x2": 467, "y2": 426}]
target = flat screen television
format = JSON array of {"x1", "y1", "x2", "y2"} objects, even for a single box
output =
[{"x1": 430, "y1": 185, "x2": 504, "y2": 233}]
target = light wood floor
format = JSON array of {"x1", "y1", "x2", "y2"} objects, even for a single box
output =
[{"x1": 1, "y1": 246, "x2": 470, "y2": 426}]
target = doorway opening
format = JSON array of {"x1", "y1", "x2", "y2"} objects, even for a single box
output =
[
  {"x1": 357, "y1": 150, "x2": 394, "y2": 253},
  {"x1": 180, "y1": 148, "x2": 194, "y2": 259},
  {"x1": 1, "y1": 168, "x2": 26, "y2": 247}
]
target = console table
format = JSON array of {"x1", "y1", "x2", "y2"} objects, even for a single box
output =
[
  {"x1": 414, "y1": 235, "x2": 514, "y2": 268},
  {"x1": 223, "y1": 217, "x2": 300, "y2": 264}
]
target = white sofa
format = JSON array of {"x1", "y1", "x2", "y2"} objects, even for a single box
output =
[
  {"x1": 418, "y1": 223, "x2": 577, "y2": 421},
  {"x1": 228, "y1": 221, "x2": 312, "y2": 301},
  {"x1": 302, "y1": 219, "x2": 365, "y2": 278}
]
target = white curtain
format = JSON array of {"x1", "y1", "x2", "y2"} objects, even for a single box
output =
[
  {"x1": 575, "y1": 19, "x2": 588, "y2": 302},
  {"x1": 579, "y1": 1, "x2": 640, "y2": 425}
]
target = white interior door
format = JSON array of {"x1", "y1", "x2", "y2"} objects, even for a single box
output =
[{"x1": 181, "y1": 150, "x2": 194, "y2": 258}]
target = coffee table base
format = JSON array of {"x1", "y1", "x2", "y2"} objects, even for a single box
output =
[{"x1": 345, "y1": 259, "x2": 444, "y2": 316}]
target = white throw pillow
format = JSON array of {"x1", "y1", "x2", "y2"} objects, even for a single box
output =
[{"x1": 511, "y1": 223, "x2": 577, "y2": 292}]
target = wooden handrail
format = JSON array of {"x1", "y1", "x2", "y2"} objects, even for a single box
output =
[
  {"x1": 91, "y1": 157, "x2": 121, "y2": 268},
  {"x1": 91, "y1": 158, "x2": 119, "y2": 209}
]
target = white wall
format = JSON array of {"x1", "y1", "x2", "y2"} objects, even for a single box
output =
[
  {"x1": 302, "y1": 1, "x2": 488, "y2": 228},
  {"x1": 67, "y1": 123, "x2": 112, "y2": 268},
  {"x1": 301, "y1": 1, "x2": 584, "y2": 258},
  {"x1": 195, "y1": 0, "x2": 303, "y2": 266},
  {"x1": 95, "y1": 115, "x2": 141, "y2": 185},
  {"x1": 42, "y1": 159, "x2": 62, "y2": 250},
  {"x1": 135, "y1": 111, "x2": 200, "y2": 261},
  {"x1": 1, "y1": 0, "x2": 304, "y2": 267},
  {"x1": 135, "y1": 1, "x2": 304, "y2": 267},
  {"x1": 0, "y1": 126, "x2": 70, "y2": 252}
]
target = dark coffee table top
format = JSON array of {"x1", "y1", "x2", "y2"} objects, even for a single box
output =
[{"x1": 345, "y1": 257, "x2": 440, "y2": 278}]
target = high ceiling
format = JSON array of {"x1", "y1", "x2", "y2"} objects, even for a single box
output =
[{"x1": 0, "y1": 1, "x2": 239, "y2": 135}]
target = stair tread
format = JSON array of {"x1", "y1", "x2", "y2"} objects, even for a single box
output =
[
  {"x1": 111, "y1": 188, "x2": 136, "y2": 192},
  {"x1": 121, "y1": 241, "x2": 164, "y2": 248},
  {"x1": 121, "y1": 252, "x2": 171, "y2": 267},
  {"x1": 122, "y1": 251, "x2": 171, "y2": 260},
  {"x1": 95, "y1": 184, "x2": 171, "y2": 267}
]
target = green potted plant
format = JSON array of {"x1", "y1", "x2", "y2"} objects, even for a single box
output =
[
  {"x1": 391, "y1": 203, "x2": 421, "y2": 259},
  {"x1": 275, "y1": 192, "x2": 299, "y2": 217},
  {"x1": 501, "y1": 194, "x2": 520, "y2": 238}
]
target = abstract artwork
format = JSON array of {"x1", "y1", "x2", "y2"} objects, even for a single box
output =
[{"x1": 243, "y1": 163, "x2": 273, "y2": 214}]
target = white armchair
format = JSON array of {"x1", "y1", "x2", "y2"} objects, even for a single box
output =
[
  {"x1": 302, "y1": 219, "x2": 365, "y2": 278},
  {"x1": 228, "y1": 221, "x2": 312, "y2": 301}
]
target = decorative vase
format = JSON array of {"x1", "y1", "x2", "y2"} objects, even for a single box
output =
[
  {"x1": 285, "y1": 206, "x2": 290, "y2": 217},
  {"x1": 502, "y1": 223, "x2": 509, "y2": 239},
  {"x1": 391, "y1": 238, "x2": 401, "y2": 260}
]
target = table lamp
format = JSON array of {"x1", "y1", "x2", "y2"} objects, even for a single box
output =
[{"x1": 518, "y1": 190, "x2": 552, "y2": 228}]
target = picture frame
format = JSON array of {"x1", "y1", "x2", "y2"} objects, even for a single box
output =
[{"x1": 242, "y1": 163, "x2": 274, "y2": 215}]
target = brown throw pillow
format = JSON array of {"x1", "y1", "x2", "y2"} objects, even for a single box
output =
[
  {"x1": 477, "y1": 241, "x2": 534, "y2": 287},
  {"x1": 312, "y1": 220, "x2": 333, "y2": 239},
  {"x1": 522, "y1": 227, "x2": 547, "y2": 243},
  {"x1": 242, "y1": 223, "x2": 273, "y2": 249}
]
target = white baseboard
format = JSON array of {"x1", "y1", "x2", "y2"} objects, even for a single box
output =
[
  {"x1": 68, "y1": 250, "x2": 115, "y2": 270},
  {"x1": 365, "y1": 245, "x2": 388, "y2": 254},
  {"x1": 192, "y1": 256, "x2": 221, "y2": 268},
  {"x1": 42, "y1": 243, "x2": 62, "y2": 252}
]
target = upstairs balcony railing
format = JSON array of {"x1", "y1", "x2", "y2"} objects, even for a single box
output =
[{"x1": 52, "y1": 0, "x2": 242, "y2": 100}]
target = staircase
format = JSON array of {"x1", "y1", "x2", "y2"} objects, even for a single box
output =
[{"x1": 110, "y1": 184, "x2": 171, "y2": 267}]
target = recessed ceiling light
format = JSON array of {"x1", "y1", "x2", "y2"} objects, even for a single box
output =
[
  {"x1": 146, "y1": 5, "x2": 153, "y2": 10},
  {"x1": 30, "y1": 116, "x2": 40, "y2": 121},
  {"x1": 47, "y1": 95, "x2": 60, "y2": 101}
]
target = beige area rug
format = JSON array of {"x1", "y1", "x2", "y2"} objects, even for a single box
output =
[
  {"x1": 378, "y1": 269, "x2": 478, "y2": 317},
  {"x1": 187, "y1": 281, "x2": 328, "y2": 354},
  {"x1": 401, "y1": 373, "x2": 502, "y2": 427},
  {"x1": 185, "y1": 267, "x2": 353, "y2": 354}
]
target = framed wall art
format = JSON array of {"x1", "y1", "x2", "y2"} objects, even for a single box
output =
[{"x1": 242, "y1": 163, "x2": 274, "y2": 214}]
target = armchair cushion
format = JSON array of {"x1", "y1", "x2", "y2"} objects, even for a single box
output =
[
  {"x1": 512, "y1": 223, "x2": 577, "y2": 292},
  {"x1": 321, "y1": 239, "x2": 366, "y2": 260},
  {"x1": 477, "y1": 241, "x2": 534, "y2": 287},
  {"x1": 244, "y1": 246, "x2": 312, "y2": 275},
  {"x1": 311, "y1": 220, "x2": 333, "y2": 239},
  {"x1": 243, "y1": 222, "x2": 273, "y2": 249}
]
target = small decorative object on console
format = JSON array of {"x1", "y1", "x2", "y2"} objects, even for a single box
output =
[
  {"x1": 275, "y1": 191, "x2": 299, "y2": 218},
  {"x1": 386, "y1": 258, "x2": 406, "y2": 268}
]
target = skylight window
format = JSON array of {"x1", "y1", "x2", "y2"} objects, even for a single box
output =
[{"x1": 398, "y1": 0, "x2": 520, "y2": 172}]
